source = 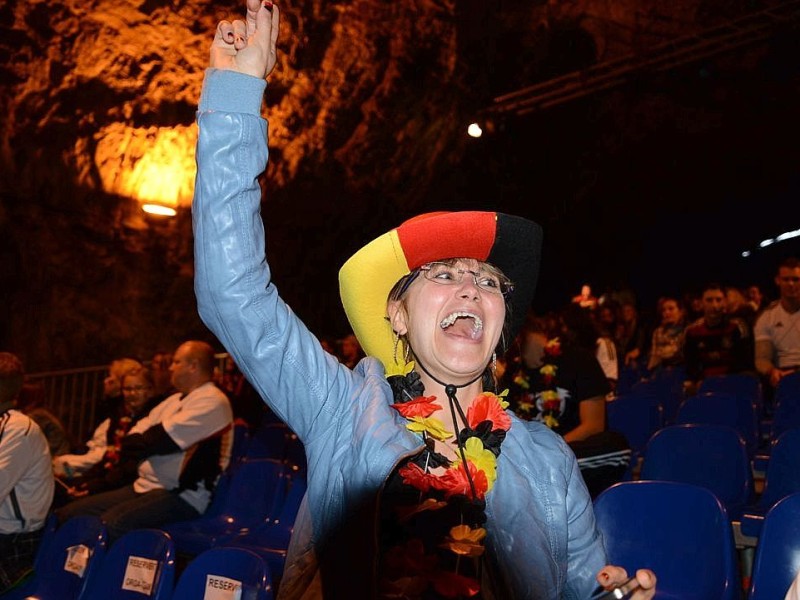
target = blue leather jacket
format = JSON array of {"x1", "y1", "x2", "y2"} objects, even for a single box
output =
[{"x1": 193, "y1": 69, "x2": 607, "y2": 599}]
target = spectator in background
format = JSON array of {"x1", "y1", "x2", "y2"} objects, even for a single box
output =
[
  {"x1": 572, "y1": 284, "x2": 598, "y2": 310},
  {"x1": 16, "y1": 381, "x2": 71, "y2": 457},
  {"x1": 56, "y1": 341, "x2": 233, "y2": 542},
  {"x1": 0, "y1": 352, "x2": 54, "y2": 593},
  {"x1": 754, "y1": 257, "x2": 800, "y2": 390},
  {"x1": 93, "y1": 357, "x2": 143, "y2": 429},
  {"x1": 503, "y1": 309, "x2": 629, "y2": 497},
  {"x1": 647, "y1": 297, "x2": 686, "y2": 373},
  {"x1": 684, "y1": 283, "x2": 754, "y2": 394},
  {"x1": 616, "y1": 301, "x2": 648, "y2": 369},
  {"x1": 52, "y1": 367, "x2": 160, "y2": 506},
  {"x1": 726, "y1": 286, "x2": 757, "y2": 329},
  {"x1": 747, "y1": 284, "x2": 766, "y2": 315}
]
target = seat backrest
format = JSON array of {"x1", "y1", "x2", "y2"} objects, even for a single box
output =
[
  {"x1": 171, "y1": 547, "x2": 273, "y2": 600},
  {"x1": 759, "y1": 428, "x2": 800, "y2": 510},
  {"x1": 80, "y1": 529, "x2": 175, "y2": 599},
  {"x1": 749, "y1": 492, "x2": 800, "y2": 600},
  {"x1": 606, "y1": 391, "x2": 663, "y2": 459},
  {"x1": 676, "y1": 391, "x2": 758, "y2": 457},
  {"x1": 698, "y1": 373, "x2": 763, "y2": 413},
  {"x1": 245, "y1": 423, "x2": 290, "y2": 461},
  {"x1": 632, "y1": 368, "x2": 685, "y2": 424},
  {"x1": 593, "y1": 481, "x2": 740, "y2": 600},
  {"x1": 771, "y1": 373, "x2": 800, "y2": 440},
  {"x1": 29, "y1": 515, "x2": 108, "y2": 599},
  {"x1": 218, "y1": 459, "x2": 288, "y2": 524},
  {"x1": 640, "y1": 424, "x2": 753, "y2": 517}
]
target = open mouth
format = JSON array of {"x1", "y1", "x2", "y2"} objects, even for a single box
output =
[{"x1": 439, "y1": 311, "x2": 484, "y2": 340}]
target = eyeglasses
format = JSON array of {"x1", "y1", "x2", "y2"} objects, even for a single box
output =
[
  {"x1": 122, "y1": 386, "x2": 150, "y2": 393},
  {"x1": 419, "y1": 262, "x2": 513, "y2": 295}
]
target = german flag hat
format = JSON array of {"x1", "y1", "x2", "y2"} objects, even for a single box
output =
[{"x1": 339, "y1": 211, "x2": 543, "y2": 372}]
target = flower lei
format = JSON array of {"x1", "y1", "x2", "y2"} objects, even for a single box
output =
[
  {"x1": 102, "y1": 414, "x2": 133, "y2": 470},
  {"x1": 510, "y1": 337, "x2": 562, "y2": 429},
  {"x1": 381, "y1": 366, "x2": 511, "y2": 598},
  {"x1": 538, "y1": 338, "x2": 562, "y2": 429}
]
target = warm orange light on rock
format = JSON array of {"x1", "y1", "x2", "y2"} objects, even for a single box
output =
[{"x1": 95, "y1": 123, "x2": 197, "y2": 212}]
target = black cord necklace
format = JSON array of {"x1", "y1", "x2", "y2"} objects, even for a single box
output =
[{"x1": 414, "y1": 356, "x2": 485, "y2": 501}]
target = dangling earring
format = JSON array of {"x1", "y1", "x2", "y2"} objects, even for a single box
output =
[
  {"x1": 492, "y1": 352, "x2": 497, "y2": 375},
  {"x1": 404, "y1": 339, "x2": 411, "y2": 364},
  {"x1": 392, "y1": 332, "x2": 401, "y2": 365}
]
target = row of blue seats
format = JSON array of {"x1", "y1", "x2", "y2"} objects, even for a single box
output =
[
  {"x1": 0, "y1": 517, "x2": 275, "y2": 599},
  {"x1": 595, "y1": 481, "x2": 800, "y2": 600}
]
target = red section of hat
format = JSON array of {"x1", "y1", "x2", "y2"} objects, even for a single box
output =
[{"x1": 396, "y1": 211, "x2": 496, "y2": 269}]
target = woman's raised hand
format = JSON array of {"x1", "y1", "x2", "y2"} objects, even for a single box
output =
[{"x1": 210, "y1": 0, "x2": 280, "y2": 79}]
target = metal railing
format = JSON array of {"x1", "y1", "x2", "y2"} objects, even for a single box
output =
[{"x1": 27, "y1": 353, "x2": 232, "y2": 446}]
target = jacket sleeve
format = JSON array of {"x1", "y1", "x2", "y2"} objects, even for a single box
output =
[{"x1": 192, "y1": 69, "x2": 351, "y2": 445}]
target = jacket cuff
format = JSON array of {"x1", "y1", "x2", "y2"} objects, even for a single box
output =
[{"x1": 199, "y1": 68, "x2": 267, "y2": 115}]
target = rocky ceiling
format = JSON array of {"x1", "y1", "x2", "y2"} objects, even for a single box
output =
[{"x1": 1, "y1": 0, "x2": 798, "y2": 369}]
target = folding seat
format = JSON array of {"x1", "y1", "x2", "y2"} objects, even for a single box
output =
[
  {"x1": 593, "y1": 480, "x2": 740, "y2": 600},
  {"x1": 81, "y1": 529, "x2": 175, "y2": 599},
  {"x1": 606, "y1": 390, "x2": 663, "y2": 474},
  {"x1": 740, "y1": 428, "x2": 800, "y2": 538},
  {"x1": 171, "y1": 547, "x2": 273, "y2": 600},
  {"x1": 163, "y1": 458, "x2": 288, "y2": 556},
  {"x1": 675, "y1": 391, "x2": 759, "y2": 459},
  {"x1": 222, "y1": 475, "x2": 307, "y2": 591},
  {"x1": 640, "y1": 423, "x2": 753, "y2": 520},
  {"x1": 0, "y1": 515, "x2": 107, "y2": 600},
  {"x1": 748, "y1": 492, "x2": 800, "y2": 600}
]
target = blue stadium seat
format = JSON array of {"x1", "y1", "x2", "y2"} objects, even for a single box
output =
[
  {"x1": 676, "y1": 391, "x2": 759, "y2": 458},
  {"x1": 741, "y1": 428, "x2": 800, "y2": 538},
  {"x1": 222, "y1": 475, "x2": 307, "y2": 591},
  {"x1": 594, "y1": 480, "x2": 740, "y2": 600},
  {"x1": 640, "y1": 424, "x2": 753, "y2": 520},
  {"x1": 81, "y1": 529, "x2": 175, "y2": 599},
  {"x1": 0, "y1": 516, "x2": 107, "y2": 600},
  {"x1": 171, "y1": 547, "x2": 273, "y2": 600},
  {"x1": 163, "y1": 459, "x2": 288, "y2": 556},
  {"x1": 748, "y1": 492, "x2": 800, "y2": 600}
]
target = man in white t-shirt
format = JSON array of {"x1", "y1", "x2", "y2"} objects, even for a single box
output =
[
  {"x1": 0, "y1": 352, "x2": 54, "y2": 592},
  {"x1": 754, "y1": 257, "x2": 800, "y2": 389},
  {"x1": 56, "y1": 341, "x2": 233, "y2": 541}
]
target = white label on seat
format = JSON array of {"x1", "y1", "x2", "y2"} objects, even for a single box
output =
[
  {"x1": 122, "y1": 555, "x2": 160, "y2": 595},
  {"x1": 204, "y1": 574, "x2": 243, "y2": 600},
  {"x1": 64, "y1": 544, "x2": 91, "y2": 577}
]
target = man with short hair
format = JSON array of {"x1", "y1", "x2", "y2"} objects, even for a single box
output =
[
  {"x1": 684, "y1": 283, "x2": 755, "y2": 393},
  {"x1": 0, "y1": 352, "x2": 54, "y2": 592},
  {"x1": 754, "y1": 257, "x2": 800, "y2": 389},
  {"x1": 57, "y1": 341, "x2": 233, "y2": 541}
]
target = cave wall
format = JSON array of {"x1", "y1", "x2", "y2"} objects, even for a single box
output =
[{"x1": 0, "y1": 0, "x2": 782, "y2": 370}]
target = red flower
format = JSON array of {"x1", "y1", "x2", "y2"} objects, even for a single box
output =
[
  {"x1": 432, "y1": 461, "x2": 489, "y2": 500},
  {"x1": 392, "y1": 395, "x2": 443, "y2": 419},
  {"x1": 466, "y1": 393, "x2": 511, "y2": 432},
  {"x1": 399, "y1": 462, "x2": 437, "y2": 493}
]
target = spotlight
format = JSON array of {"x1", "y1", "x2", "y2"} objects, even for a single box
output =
[{"x1": 142, "y1": 203, "x2": 177, "y2": 217}]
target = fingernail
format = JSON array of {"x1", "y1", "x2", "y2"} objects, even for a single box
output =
[{"x1": 263, "y1": 1, "x2": 273, "y2": 10}]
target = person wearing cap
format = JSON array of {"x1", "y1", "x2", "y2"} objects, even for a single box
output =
[{"x1": 192, "y1": 1, "x2": 656, "y2": 598}]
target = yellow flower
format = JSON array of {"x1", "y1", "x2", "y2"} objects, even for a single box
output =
[
  {"x1": 541, "y1": 389, "x2": 559, "y2": 403},
  {"x1": 540, "y1": 364, "x2": 557, "y2": 377},
  {"x1": 441, "y1": 524, "x2": 487, "y2": 557},
  {"x1": 543, "y1": 413, "x2": 560, "y2": 429},
  {"x1": 462, "y1": 438, "x2": 497, "y2": 488},
  {"x1": 496, "y1": 389, "x2": 510, "y2": 409},
  {"x1": 406, "y1": 416, "x2": 452, "y2": 441},
  {"x1": 513, "y1": 373, "x2": 530, "y2": 389}
]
